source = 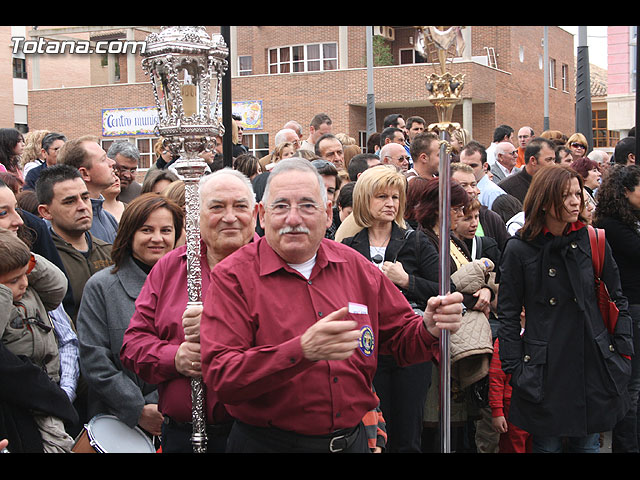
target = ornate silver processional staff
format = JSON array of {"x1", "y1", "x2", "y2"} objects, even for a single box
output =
[
  {"x1": 141, "y1": 26, "x2": 229, "y2": 453},
  {"x1": 415, "y1": 25, "x2": 466, "y2": 454}
]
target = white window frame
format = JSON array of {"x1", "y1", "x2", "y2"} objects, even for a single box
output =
[
  {"x1": 268, "y1": 42, "x2": 338, "y2": 74},
  {"x1": 242, "y1": 132, "x2": 270, "y2": 158},
  {"x1": 238, "y1": 55, "x2": 252, "y2": 76},
  {"x1": 561, "y1": 63, "x2": 569, "y2": 92}
]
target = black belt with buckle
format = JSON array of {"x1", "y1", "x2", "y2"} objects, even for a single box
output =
[{"x1": 235, "y1": 420, "x2": 363, "y2": 453}]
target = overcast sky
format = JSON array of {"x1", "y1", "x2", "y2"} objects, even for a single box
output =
[{"x1": 559, "y1": 26, "x2": 608, "y2": 69}]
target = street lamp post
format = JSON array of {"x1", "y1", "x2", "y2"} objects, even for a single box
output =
[{"x1": 141, "y1": 25, "x2": 229, "y2": 453}]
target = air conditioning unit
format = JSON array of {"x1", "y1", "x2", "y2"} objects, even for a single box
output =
[{"x1": 373, "y1": 26, "x2": 395, "y2": 41}]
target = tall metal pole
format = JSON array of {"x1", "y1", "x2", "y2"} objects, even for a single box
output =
[
  {"x1": 183, "y1": 165, "x2": 208, "y2": 453},
  {"x1": 576, "y1": 26, "x2": 594, "y2": 152},
  {"x1": 543, "y1": 27, "x2": 550, "y2": 131},
  {"x1": 634, "y1": 26, "x2": 640, "y2": 158},
  {"x1": 437, "y1": 132, "x2": 452, "y2": 453},
  {"x1": 221, "y1": 26, "x2": 233, "y2": 167},
  {"x1": 417, "y1": 25, "x2": 466, "y2": 454},
  {"x1": 366, "y1": 26, "x2": 377, "y2": 149}
]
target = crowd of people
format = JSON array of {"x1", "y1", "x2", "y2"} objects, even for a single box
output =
[{"x1": 0, "y1": 113, "x2": 638, "y2": 454}]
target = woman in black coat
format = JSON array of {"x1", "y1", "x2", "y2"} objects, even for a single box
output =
[
  {"x1": 341, "y1": 165, "x2": 443, "y2": 453},
  {"x1": 498, "y1": 164, "x2": 632, "y2": 453},
  {"x1": 594, "y1": 164, "x2": 640, "y2": 452}
]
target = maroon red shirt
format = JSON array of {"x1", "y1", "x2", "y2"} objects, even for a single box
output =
[
  {"x1": 200, "y1": 237, "x2": 441, "y2": 436},
  {"x1": 120, "y1": 242, "x2": 231, "y2": 425}
]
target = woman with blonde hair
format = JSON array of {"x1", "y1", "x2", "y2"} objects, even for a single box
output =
[
  {"x1": 265, "y1": 142, "x2": 296, "y2": 171},
  {"x1": 450, "y1": 128, "x2": 470, "y2": 162},
  {"x1": 566, "y1": 132, "x2": 589, "y2": 162},
  {"x1": 21, "y1": 130, "x2": 50, "y2": 175},
  {"x1": 341, "y1": 165, "x2": 442, "y2": 452}
]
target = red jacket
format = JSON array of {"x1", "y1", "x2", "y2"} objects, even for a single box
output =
[{"x1": 488, "y1": 338, "x2": 512, "y2": 418}]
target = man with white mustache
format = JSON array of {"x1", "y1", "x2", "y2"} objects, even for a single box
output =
[{"x1": 200, "y1": 157, "x2": 464, "y2": 453}]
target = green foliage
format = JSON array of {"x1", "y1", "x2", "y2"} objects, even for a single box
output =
[{"x1": 373, "y1": 35, "x2": 394, "y2": 66}]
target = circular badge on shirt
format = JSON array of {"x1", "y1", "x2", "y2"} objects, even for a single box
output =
[{"x1": 359, "y1": 325, "x2": 375, "y2": 356}]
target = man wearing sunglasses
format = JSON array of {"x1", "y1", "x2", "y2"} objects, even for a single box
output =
[
  {"x1": 497, "y1": 137, "x2": 556, "y2": 204},
  {"x1": 380, "y1": 143, "x2": 410, "y2": 173},
  {"x1": 491, "y1": 142, "x2": 521, "y2": 184}
]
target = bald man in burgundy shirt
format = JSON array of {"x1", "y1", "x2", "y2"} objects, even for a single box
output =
[{"x1": 200, "y1": 158, "x2": 463, "y2": 453}]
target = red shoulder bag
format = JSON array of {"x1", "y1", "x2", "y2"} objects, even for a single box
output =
[{"x1": 587, "y1": 225, "x2": 622, "y2": 338}]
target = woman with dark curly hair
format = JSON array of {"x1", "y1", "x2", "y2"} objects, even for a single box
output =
[
  {"x1": 0, "y1": 128, "x2": 26, "y2": 184},
  {"x1": 594, "y1": 164, "x2": 640, "y2": 452}
]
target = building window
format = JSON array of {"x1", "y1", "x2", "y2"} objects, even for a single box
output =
[
  {"x1": 239, "y1": 55, "x2": 252, "y2": 76},
  {"x1": 399, "y1": 48, "x2": 426, "y2": 65},
  {"x1": 101, "y1": 140, "x2": 114, "y2": 156},
  {"x1": 268, "y1": 42, "x2": 338, "y2": 74},
  {"x1": 136, "y1": 138, "x2": 155, "y2": 169},
  {"x1": 592, "y1": 109, "x2": 620, "y2": 148},
  {"x1": 13, "y1": 58, "x2": 27, "y2": 79},
  {"x1": 242, "y1": 132, "x2": 269, "y2": 158},
  {"x1": 549, "y1": 58, "x2": 556, "y2": 88},
  {"x1": 358, "y1": 130, "x2": 368, "y2": 150},
  {"x1": 561, "y1": 63, "x2": 569, "y2": 92}
]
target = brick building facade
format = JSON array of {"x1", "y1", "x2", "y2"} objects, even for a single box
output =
[{"x1": 19, "y1": 26, "x2": 576, "y2": 170}]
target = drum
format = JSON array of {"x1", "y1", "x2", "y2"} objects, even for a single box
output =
[{"x1": 72, "y1": 414, "x2": 155, "y2": 453}]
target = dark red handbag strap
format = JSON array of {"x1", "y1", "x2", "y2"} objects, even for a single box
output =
[{"x1": 588, "y1": 225, "x2": 604, "y2": 278}]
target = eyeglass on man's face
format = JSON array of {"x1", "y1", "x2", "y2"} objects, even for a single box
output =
[
  {"x1": 115, "y1": 164, "x2": 138, "y2": 176},
  {"x1": 267, "y1": 202, "x2": 322, "y2": 216},
  {"x1": 387, "y1": 155, "x2": 409, "y2": 163}
]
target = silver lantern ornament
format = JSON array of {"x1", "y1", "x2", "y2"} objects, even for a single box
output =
[{"x1": 141, "y1": 26, "x2": 229, "y2": 453}]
